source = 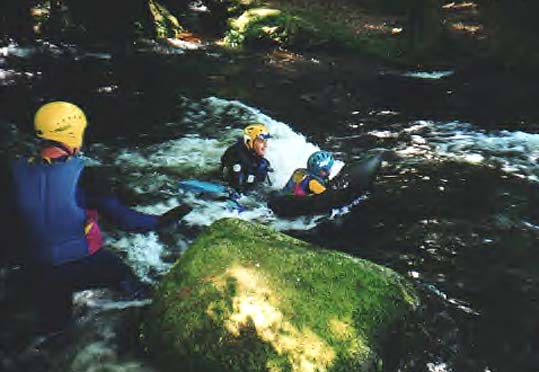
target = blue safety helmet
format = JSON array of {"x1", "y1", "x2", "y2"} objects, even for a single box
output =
[{"x1": 307, "y1": 150, "x2": 334, "y2": 175}]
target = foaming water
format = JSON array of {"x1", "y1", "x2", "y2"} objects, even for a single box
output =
[
  {"x1": 426, "y1": 362, "x2": 451, "y2": 372},
  {"x1": 69, "y1": 342, "x2": 151, "y2": 372},
  {"x1": 180, "y1": 192, "x2": 275, "y2": 226},
  {"x1": 368, "y1": 120, "x2": 539, "y2": 181},
  {"x1": 0, "y1": 66, "x2": 41, "y2": 86},
  {"x1": 402, "y1": 71, "x2": 454, "y2": 79},
  {"x1": 96, "y1": 97, "x2": 348, "y2": 238},
  {"x1": 180, "y1": 97, "x2": 345, "y2": 188},
  {"x1": 0, "y1": 41, "x2": 38, "y2": 58},
  {"x1": 107, "y1": 232, "x2": 170, "y2": 282},
  {"x1": 98, "y1": 96, "x2": 338, "y2": 189},
  {"x1": 74, "y1": 290, "x2": 152, "y2": 310},
  {"x1": 84, "y1": 52, "x2": 112, "y2": 60},
  {"x1": 51, "y1": 290, "x2": 157, "y2": 372},
  {"x1": 114, "y1": 135, "x2": 226, "y2": 175}
]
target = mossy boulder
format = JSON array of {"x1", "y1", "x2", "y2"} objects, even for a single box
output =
[
  {"x1": 224, "y1": 8, "x2": 322, "y2": 49},
  {"x1": 141, "y1": 218, "x2": 418, "y2": 371},
  {"x1": 221, "y1": 4, "x2": 402, "y2": 60}
]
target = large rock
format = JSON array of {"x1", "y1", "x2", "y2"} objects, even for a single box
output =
[
  {"x1": 141, "y1": 218, "x2": 417, "y2": 371},
  {"x1": 224, "y1": 8, "x2": 320, "y2": 49}
]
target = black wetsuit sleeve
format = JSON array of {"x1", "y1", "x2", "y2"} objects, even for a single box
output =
[
  {"x1": 258, "y1": 157, "x2": 272, "y2": 185},
  {"x1": 221, "y1": 144, "x2": 245, "y2": 192}
]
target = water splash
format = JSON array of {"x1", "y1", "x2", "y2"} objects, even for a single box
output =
[
  {"x1": 368, "y1": 120, "x2": 539, "y2": 182},
  {"x1": 402, "y1": 71, "x2": 454, "y2": 79},
  {"x1": 107, "y1": 232, "x2": 171, "y2": 282}
]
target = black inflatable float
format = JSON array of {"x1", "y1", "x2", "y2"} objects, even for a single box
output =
[{"x1": 268, "y1": 153, "x2": 384, "y2": 217}]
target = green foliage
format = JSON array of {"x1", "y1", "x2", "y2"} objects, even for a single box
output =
[
  {"x1": 141, "y1": 218, "x2": 417, "y2": 371},
  {"x1": 221, "y1": 2, "x2": 409, "y2": 65},
  {"x1": 149, "y1": 0, "x2": 183, "y2": 38},
  {"x1": 286, "y1": 6, "x2": 405, "y2": 59},
  {"x1": 224, "y1": 8, "x2": 320, "y2": 49}
]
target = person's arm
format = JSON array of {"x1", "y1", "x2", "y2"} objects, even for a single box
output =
[
  {"x1": 257, "y1": 157, "x2": 272, "y2": 186},
  {"x1": 221, "y1": 145, "x2": 245, "y2": 192},
  {"x1": 93, "y1": 196, "x2": 159, "y2": 232},
  {"x1": 77, "y1": 166, "x2": 156, "y2": 232},
  {"x1": 80, "y1": 167, "x2": 191, "y2": 232},
  {"x1": 282, "y1": 173, "x2": 296, "y2": 194},
  {"x1": 87, "y1": 192, "x2": 193, "y2": 232}
]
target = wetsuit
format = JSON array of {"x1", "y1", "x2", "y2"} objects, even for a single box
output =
[
  {"x1": 8, "y1": 154, "x2": 160, "y2": 333},
  {"x1": 220, "y1": 139, "x2": 271, "y2": 193},
  {"x1": 283, "y1": 168, "x2": 328, "y2": 196}
]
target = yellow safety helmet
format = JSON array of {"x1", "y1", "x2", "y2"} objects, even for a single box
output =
[
  {"x1": 34, "y1": 101, "x2": 88, "y2": 149},
  {"x1": 243, "y1": 123, "x2": 270, "y2": 150}
]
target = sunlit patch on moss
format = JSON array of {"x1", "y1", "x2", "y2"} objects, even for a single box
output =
[
  {"x1": 232, "y1": 8, "x2": 282, "y2": 33},
  {"x1": 209, "y1": 265, "x2": 336, "y2": 372},
  {"x1": 328, "y1": 318, "x2": 369, "y2": 358},
  {"x1": 329, "y1": 318, "x2": 354, "y2": 341},
  {"x1": 224, "y1": 7, "x2": 318, "y2": 49}
]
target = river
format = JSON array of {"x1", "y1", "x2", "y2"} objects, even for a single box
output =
[{"x1": 1, "y1": 39, "x2": 538, "y2": 372}]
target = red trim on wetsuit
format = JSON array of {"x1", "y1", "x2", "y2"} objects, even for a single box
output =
[{"x1": 84, "y1": 209, "x2": 103, "y2": 255}]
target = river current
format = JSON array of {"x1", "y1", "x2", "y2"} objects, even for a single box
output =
[{"x1": 1, "y1": 40, "x2": 538, "y2": 372}]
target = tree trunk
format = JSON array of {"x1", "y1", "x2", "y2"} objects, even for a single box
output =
[
  {"x1": 407, "y1": 0, "x2": 442, "y2": 50},
  {"x1": 0, "y1": 0, "x2": 34, "y2": 42},
  {"x1": 66, "y1": 0, "x2": 152, "y2": 43},
  {"x1": 47, "y1": 0, "x2": 64, "y2": 38}
]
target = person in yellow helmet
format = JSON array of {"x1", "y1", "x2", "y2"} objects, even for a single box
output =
[
  {"x1": 33, "y1": 100, "x2": 88, "y2": 150},
  {"x1": 220, "y1": 123, "x2": 272, "y2": 192},
  {"x1": 4, "y1": 101, "x2": 192, "y2": 337}
]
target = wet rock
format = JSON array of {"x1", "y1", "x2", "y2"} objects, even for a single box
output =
[{"x1": 141, "y1": 218, "x2": 418, "y2": 371}]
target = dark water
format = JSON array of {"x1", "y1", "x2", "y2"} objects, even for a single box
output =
[{"x1": 1, "y1": 40, "x2": 539, "y2": 372}]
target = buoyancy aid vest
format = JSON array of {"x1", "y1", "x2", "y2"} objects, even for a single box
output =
[
  {"x1": 12, "y1": 156, "x2": 91, "y2": 265},
  {"x1": 283, "y1": 168, "x2": 327, "y2": 196}
]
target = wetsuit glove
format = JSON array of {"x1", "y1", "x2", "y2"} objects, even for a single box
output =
[{"x1": 157, "y1": 204, "x2": 193, "y2": 228}]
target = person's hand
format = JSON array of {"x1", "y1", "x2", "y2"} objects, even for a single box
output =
[{"x1": 157, "y1": 204, "x2": 193, "y2": 228}]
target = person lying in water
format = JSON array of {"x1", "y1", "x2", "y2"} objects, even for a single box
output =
[
  {"x1": 270, "y1": 150, "x2": 385, "y2": 217},
  {"x1": 220, "y1": 123, "x2": 273, "y2": 193},
  {"x1": 4, "y1": 101, "x2": 192, "y2": 337},
  {"x1": 283, "y1": 150, "x2": 335, "y2": 196}
]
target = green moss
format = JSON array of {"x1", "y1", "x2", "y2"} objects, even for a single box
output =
[
  {"x1": 221, "y1": 2, "x2": 408, "y2": 66},
  {"x1": 224, "y1": 8, "x2": 315, "y2": 49},
  {"x1": 142, "y1": 218, "x2": 417, "y2": 371},
  {"x1": 148, "y1": 0, "x2": 183, "y2": 39}
]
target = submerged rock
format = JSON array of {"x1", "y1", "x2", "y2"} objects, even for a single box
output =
[{"x1": 141, "y1": 218, "x2": 417, "y2": 371}]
